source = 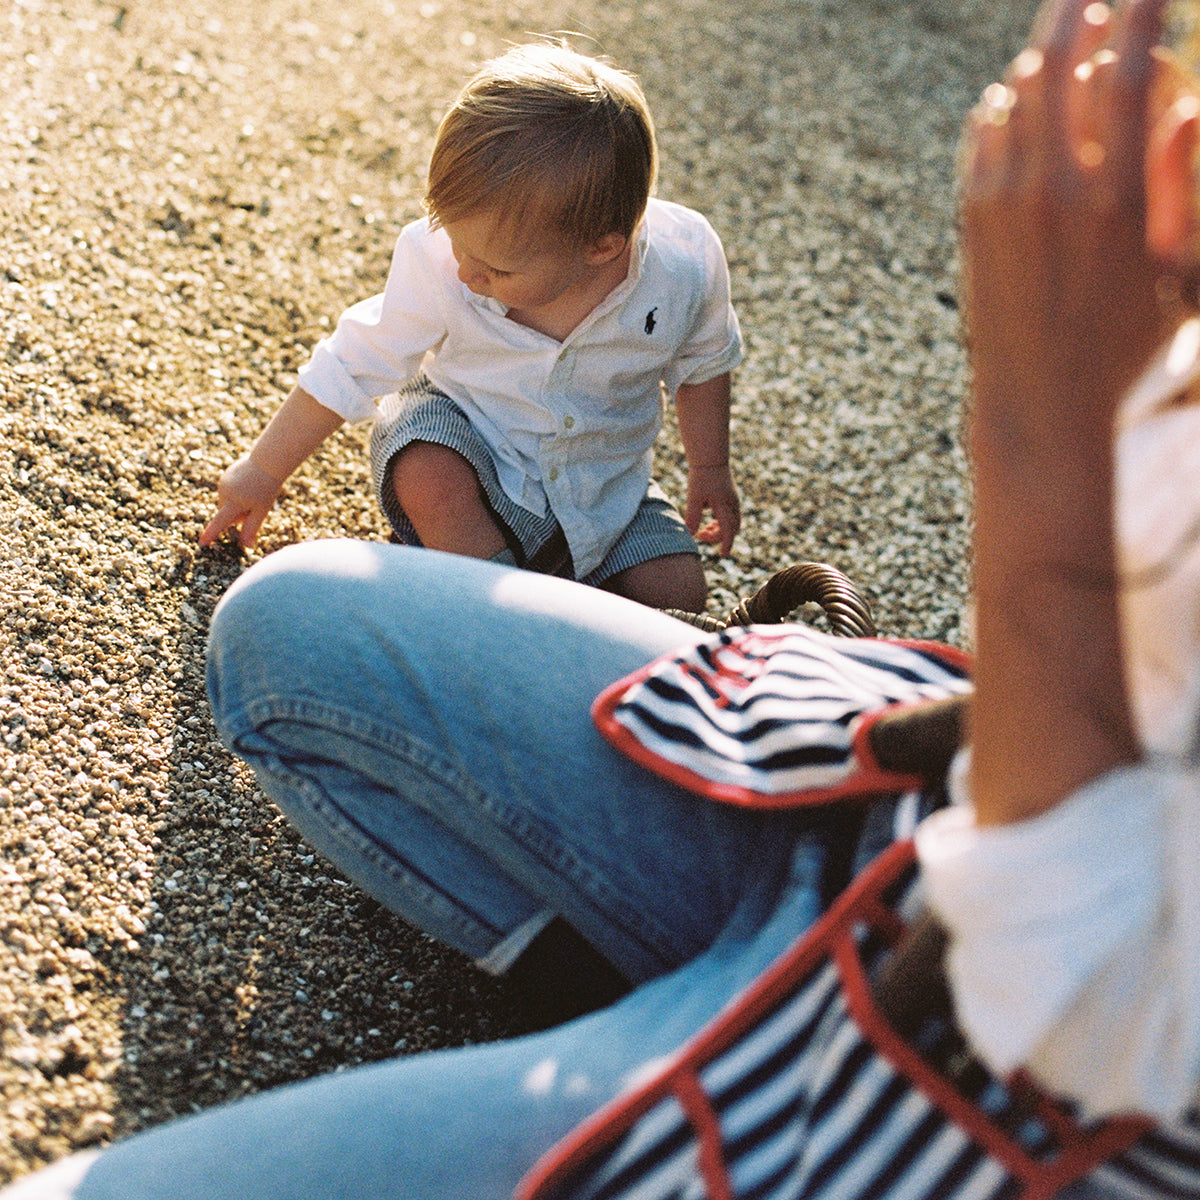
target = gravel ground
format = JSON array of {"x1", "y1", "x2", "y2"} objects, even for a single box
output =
[{"x1": 1, "y1": 0, "x2": 1035, "y2": 1184}]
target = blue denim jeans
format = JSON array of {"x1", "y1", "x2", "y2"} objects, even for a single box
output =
[{"x1": 2, "y1": 542, "x2": 874, "y2": 1200}]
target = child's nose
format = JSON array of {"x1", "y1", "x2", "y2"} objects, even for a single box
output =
[{"x1": 457, "y1": 258, "x2": 488, "y2": 290}]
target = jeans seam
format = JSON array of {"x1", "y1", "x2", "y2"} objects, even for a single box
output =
[
  {"x1": 224, "y1": 693, "x2": 682, "y2": 973},
  {"x1": 255, "y1": 750, "x2": 510, "y2": 950}
]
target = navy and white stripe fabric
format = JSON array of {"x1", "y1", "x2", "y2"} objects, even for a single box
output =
[
  {"x1": 1091, "y1": 1124, "x2": 1200, "y2": 1200},
  {"x1": 528, "y1": 955, "x2": 1200, "y2": 1200},
  {"x1": 519, "y1": 843, "x2": 1200, "y2": 1200},
  {"x1": 543, "y1": 965, "x2": 1012, "y2": 1200},
  {"x1": 592, "y1": 627, "x2": 973, "y2": 807}
]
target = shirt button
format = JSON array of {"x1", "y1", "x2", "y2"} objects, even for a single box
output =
[
  {"x1": 563, "y1": 415, "x2": 575, "y2": 429},
  {"x1": 549, "y1": 467, "x2": 559, "y2": 481}
]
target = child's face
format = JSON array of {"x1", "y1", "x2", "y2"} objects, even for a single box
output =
[{"x1": 443, "y1": 212, "x2": 607, "y2": 314}]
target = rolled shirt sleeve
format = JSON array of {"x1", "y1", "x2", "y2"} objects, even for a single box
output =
[
  {"x1": 297, "y1": 227, "x2": 447, "y2": 424},
  {"x1": 914, "y1": 753, "x2": 1200, "y2": 1121}
]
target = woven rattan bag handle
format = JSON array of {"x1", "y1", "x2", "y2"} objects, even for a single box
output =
[{"x1": 665, "y1": 561, "x2": 877, "y2": 637}]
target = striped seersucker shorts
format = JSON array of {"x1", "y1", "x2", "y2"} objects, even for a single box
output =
[{"x1": 369, "y1": 375, "x2": 698, "y2": 584}]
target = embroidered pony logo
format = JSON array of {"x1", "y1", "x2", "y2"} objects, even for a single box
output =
[{"x1": 644, "y1": 308, "x2": 657, "y2": 334}]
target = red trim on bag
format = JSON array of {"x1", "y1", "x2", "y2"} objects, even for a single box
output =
[
  {"x1": 673, "y1": 1071, "x2": 734, "y2": 1200},
  {"x1": 832, "y1": 917, "x2": 1151, "y2": 1199},
  {"x1": 591, "y1": 637, "x2": 971, "y2": 809},
  {"x1": 514, "y1": 840, "x2": 1151, "y2": 1200}
]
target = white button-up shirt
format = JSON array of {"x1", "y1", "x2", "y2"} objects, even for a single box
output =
[{"x1": 297, "y1": 198, "x2": 743, "y2": 577}]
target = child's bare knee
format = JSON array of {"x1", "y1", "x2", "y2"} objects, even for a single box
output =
[
  {"x1": 663, "y1": 560, "x2": 708, "y2": 613},
  {"x1": 388, "y1": 442, "x2": 508, "y2": 558},
  {"x1": 390, "y1": 443, "x2": 478, "y2": 520}
]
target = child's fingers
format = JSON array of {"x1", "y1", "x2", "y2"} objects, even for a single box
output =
[
  {"x1": 685, "y1": 480, "x2": 739, "y2": 554},
  {"x1": 695, "y1": 514, "x2": 737, "y2": 555},
  {"x1": 716, "y1": 501, "x2": 741, "y2": 551},
  {"x1": 199, "y1": 504, "x2": 240, "y2": 547},
  {"x1": 238, "y1": 508, "x2": 266, "y2": 549},
  {"x1": 199, "y1": 500, "x2": 252, "y2": 547}
]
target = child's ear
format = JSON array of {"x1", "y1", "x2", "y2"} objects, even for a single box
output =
[
  {"x1": 585, "y1": 232, "x2": 628, "y2": 265},
  {"x1": 1147, "y1": 94, "x2": 1200, "y2": 264}
]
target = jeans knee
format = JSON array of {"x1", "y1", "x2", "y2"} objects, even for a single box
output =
[{"x1": 205, "y1": 542, "x2": 356, "y2": 731}]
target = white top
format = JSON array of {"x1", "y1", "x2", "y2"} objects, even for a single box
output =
[
  {"x1": 297, "y1": 198, "x2": 743, "y2": 577},
  {"x1": 915, "y1": 319, "x2": 1200, "y2": 1122}
]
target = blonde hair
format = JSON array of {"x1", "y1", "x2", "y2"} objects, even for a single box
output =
[{"x1": 425, "y1": 41, "x2": 657, "y2": 250}]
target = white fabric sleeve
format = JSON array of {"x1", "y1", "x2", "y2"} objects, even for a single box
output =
[
  {"x1": 663, "y1": 217, "x2": 743, "y2": 393},
  {"x1": 914, "y1": 753, "x2": 1200, "y2": 1121},
  {"x1": 297, "y1": 223, "x2": 448, "y2": 423}
]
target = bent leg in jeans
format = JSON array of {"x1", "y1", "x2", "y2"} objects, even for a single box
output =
[
  {"x1": 204, "y1": 541, "x2": 792, "y2": 982},
  {"x1": 1, "y1": 542, "x2": 850, "y2": 1199}
]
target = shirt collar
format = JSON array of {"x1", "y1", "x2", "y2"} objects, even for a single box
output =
[
  {"x1": 631, "y1": 214, "x2": 649, "y2": 277},
  {"x1": 581, "y1": 217, "x2": 648, "y2": 325},
  {"x1": 457, "y1": 215, "x2": 651, "y2": 323}
]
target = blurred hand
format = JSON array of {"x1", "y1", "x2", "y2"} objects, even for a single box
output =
[{"x1": 959, "y1": 0, "x2": 1171, "y2": 447}]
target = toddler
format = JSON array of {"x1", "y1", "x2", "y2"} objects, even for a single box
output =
[{"x1": 200, "y1": 40, "x2": 744, "y2": 611}]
